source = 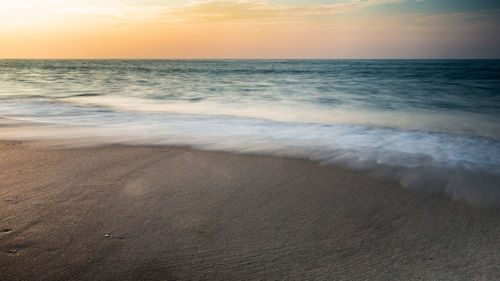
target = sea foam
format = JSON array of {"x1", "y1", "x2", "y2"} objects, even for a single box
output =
[{"x1": 1, "y1": 100, "x2": 499, "y2": 206}]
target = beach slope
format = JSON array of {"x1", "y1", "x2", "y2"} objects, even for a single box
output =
[{"x1": 0, "y1": 141, "x2": 499, "y2": 280}]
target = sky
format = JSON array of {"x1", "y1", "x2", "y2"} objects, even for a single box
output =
[{"x1": 1, "y1": 0, "x2": 499, "y2": 58}]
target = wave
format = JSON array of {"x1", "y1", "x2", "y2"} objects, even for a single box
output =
[
  {"x1": 1, "y1": 100, "x2": 499, "y2": 206},
  {"x1": 61, "y1": 95, "x2": 500, "y2": 138}
]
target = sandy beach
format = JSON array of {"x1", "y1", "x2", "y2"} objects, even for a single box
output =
[{"x1": 0, "y1": 140, "x2": 499, "y2": 280}]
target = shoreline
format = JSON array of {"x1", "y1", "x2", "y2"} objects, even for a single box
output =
[
  {"x1": 1, "y1": 140, "x2": 499, "y2": 280},
  {"x1": 1, "y1": 115, "x2": 500, "y2": 207}
]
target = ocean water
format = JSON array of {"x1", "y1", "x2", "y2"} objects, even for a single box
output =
[{"x1": 1, "y1": 59, "x2": 499, "y2": 205}]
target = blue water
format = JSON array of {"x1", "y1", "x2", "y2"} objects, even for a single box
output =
[{"x1": 1, "y1": 60, "x2": 499, "y2": 204}]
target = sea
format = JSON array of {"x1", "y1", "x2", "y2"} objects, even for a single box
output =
[{"x1": 1, "y1": 59, "x2": 499, "y2": 205}]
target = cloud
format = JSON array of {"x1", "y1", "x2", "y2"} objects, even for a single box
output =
[
  {"x1": 0, "y1": 0, "x2": 421, "y2": 27},
  {"x1": 162, "y1": 0, "x2": 408, "y2": 23}
]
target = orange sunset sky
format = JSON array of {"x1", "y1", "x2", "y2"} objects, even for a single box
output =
[{"x1": 1, "y1": 0, "x2": 499, "y2": 58}]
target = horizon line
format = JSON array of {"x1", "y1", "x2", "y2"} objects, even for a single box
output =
[{"x1": 2, "y1": 57, "x2": 500, "y2": 60}]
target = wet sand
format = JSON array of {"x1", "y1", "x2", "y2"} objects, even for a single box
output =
[{"x1": 0, "y1": 140, "x2": 499, "y2": 280}]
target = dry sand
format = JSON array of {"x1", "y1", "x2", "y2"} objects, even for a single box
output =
[{"x1": 0, "y1": 140, "x2": 499, "y2": 280}]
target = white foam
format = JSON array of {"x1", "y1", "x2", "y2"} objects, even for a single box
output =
[
  {"x1": 64, "y1": 95, "x2": 500, "y2": 138},
  {"x1": 1, "y1": 100, "x2": 499, "y2": 205}
]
